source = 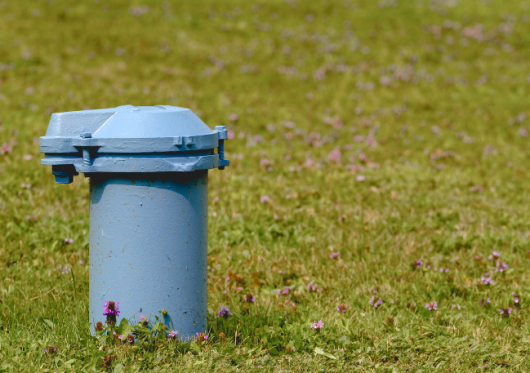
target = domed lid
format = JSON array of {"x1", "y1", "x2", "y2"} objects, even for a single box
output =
[
  {"x1": 40, "y1": 105, "x2": 224, "y2": 153},
  {"x1": 40, "y1": 105, "x2": 229, "y2": 183}
]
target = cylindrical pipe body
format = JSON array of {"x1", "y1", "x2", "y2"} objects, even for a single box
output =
[{"x1": 88, "y1": 171, "x2": 208, "y2": 339}]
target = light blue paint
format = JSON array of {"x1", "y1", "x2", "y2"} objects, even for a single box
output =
[
  {"x1": 89, "y1": 172, "x2": 208, "y2": 338},
  {"x1": 39, "y1": 105, "x2": 230, "y2": 338},
  {"x1": 40, "y1": 105, "x2": 229, "y2": 183}
]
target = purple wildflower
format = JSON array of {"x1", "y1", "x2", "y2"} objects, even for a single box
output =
[
  {"x1": 217, "y1": 306, "x2": 232, "y2": 319},
  {"x1": 328, "y1": 149, "x2": 341, "y2": 163},
  {"x1": 495, "y1": 262, "x2": 508, "y2": 272},
  {"x1": 310, "y1": 320, "x2": 324, "y2": 331},
  {"x1": 102, "y1": 355, "x2": 115, "y2": 368},
  {"x1": 481, "y1": 276, "x2": 492, "y2": 285},
  {"x1": 260, "y1": 195, "x2": 270, "y2": 203},
  {"x1": 425, "y1": 302, "x2": 437, "y2": 311},
  {"x1": 369, "y1": 296, "x2": 383, "y2": 308},
  {"x1": 281, "y1": 286, "x2": 290, "y2": 295},
  {"x1": 337, "y1": 303, "x2": 347, "y2": 313},
  {"x1": 245, "y1": 293, "x2": 256, "y2": 303},
  {"x1": 414, "y1": 259, "x2": 423, "y2": 269},
  {"x1": 167, "y1": 330, "x2": 178, "y2": 341},
  {"x1": 306, "y1": 282, "x2": 321, "y2": 292},
  {"x1": 44, "y1": 346, "x2": 58, "y2": 354},
  {"x1": 138, "y1": 314, "x2": 149, "y2": 327},
  {"x1": 500, "y1": 308, "x2": 512, "y2": 317},
  {"x1": 196, "y1": 332, "x2": 208, "y2": 344},
  {"x1": 479, "y1": 298, "x2": 491, "y2": 307},
  {"x1": 330, "y1": 251, "x2": 340, "y2": 259},
  {"x1": 103, "y1": 301, "x2": 120, "y2": 326},
  {"x1": 103, "y1": 301, "x2": 120, "y2": 316}
]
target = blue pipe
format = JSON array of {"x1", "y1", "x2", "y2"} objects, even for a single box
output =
[{"x1": 88, "y1": 171, "x2": 208, "y2": 338}]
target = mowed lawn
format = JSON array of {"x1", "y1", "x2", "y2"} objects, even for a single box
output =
[{"x1": 1, "y1": 0, "x2": 530, "y2": 371}]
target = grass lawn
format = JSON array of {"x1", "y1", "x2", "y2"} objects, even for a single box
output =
[{"x1": 1, "y1": 0, "x2": 530, "y2": 371}]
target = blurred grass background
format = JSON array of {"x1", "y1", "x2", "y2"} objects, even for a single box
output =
[{"x1": 2, "y1": 0, "x2": 530, "y2": 371}]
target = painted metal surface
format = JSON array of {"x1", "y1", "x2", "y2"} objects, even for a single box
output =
[
  {"x1": 89, "y1": 172, "x2": 208, "y2": 338},
  {"x1": 40, "y1": 105, "x2": 229, "y2": 184},
  {"x1": 39, "y1": 105, "x2": 230, "y2": 338}
]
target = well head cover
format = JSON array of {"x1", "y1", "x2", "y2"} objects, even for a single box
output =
[{"x1": 40, "y1": 105, "x2": 229, "y2": 183}]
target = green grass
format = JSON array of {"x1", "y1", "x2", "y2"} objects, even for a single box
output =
[{"x1": 2, "y1": 0, "x2": 530, "y2": 371}]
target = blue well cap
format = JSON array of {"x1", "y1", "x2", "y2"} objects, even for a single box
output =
[{"x1": 40, "y1": 105, "x2": 229, "y2": 183}]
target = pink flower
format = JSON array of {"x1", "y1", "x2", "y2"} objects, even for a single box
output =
[
  {"x1": 330, "y1": 251, "x2": 340, "y2": 259},
  {"x1": 495, "y1": 262, "x2": 508, "y2": 273},
  {"x1": 353, "y1": 135, "x2": 365, "y2": 143},
  {"x1": 370, "y1": 296, "x2": 382, "y2": 308},
  {"x1": 500, "y1": 308, "x2": 512, "y2": 317},
  {"x1": 356, "y1": 175, "x2": 365, "y2": 182},
  {"x1": 281, "y1": 286, "x2": 290, "y2": 295},
  {"x1": 314, "y1": 68, "x2": 326, "y2": 81},
  {"x1": 425, "y1": 302, "x2": 437, "y2": 311},
  {"x1": 260, "y1": 195, "x2": 270, "y2": 203},
  {"x1": 103, "y1": 301, "x2": 120, "y2": 316},
  {"x1": 217, "y1": 306, "x2": 232, "y2": 319},
  {"x1": 328, "y1": 149, "x2": 341, "y2": 163},
  {"x1": 306, "y1": 282, "x2": 321, "y2": 292},
  {"x1": 479, "y1": 298, "x2": 491, "y2": 306},
  {"x1": 310, "y1": 320, "x2": 324, "y2": 330},
  {"x1": 229, "y1": 113, "x2": 239, "y2": 121}
]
